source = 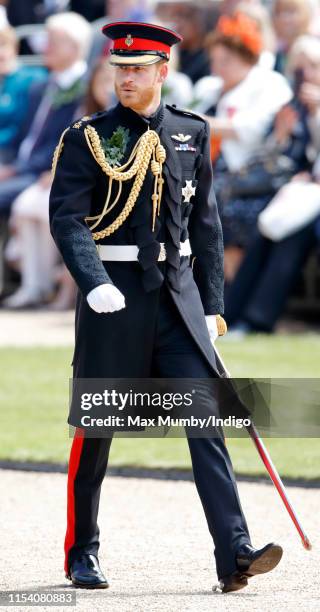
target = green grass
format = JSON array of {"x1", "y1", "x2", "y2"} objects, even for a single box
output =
[
  {"x1": 0, "y1": 336, "x2": 319, "y2": 480},
  {"x1": 218, "y1": 334, "x2": 320, "y2": 377}
]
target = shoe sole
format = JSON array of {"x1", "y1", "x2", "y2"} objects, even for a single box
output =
[
  {"x1": 244, "y1": 544, "x2": 283, "y2": 577},
  {"x1": 71, "y1": 580, "x2": 109, "y2": 589},
  {"x1": 221, "y1": 575, "x2": 248, "y2": 593},
  {"x1": 65, "y1": 573, "x2": 109, "y2": 589},
  {"x1": 214, "y1": 570, "x2": 249, "y2": 594}
]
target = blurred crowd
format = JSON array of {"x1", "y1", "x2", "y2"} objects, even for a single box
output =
[{"x1": 0, "y1": 0, "x2": 320, "y2": 335}]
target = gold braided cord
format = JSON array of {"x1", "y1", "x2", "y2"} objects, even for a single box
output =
[
  {"x1": 51, "y1": 127, "x2": 70, "y2": 179},
  {"x1": 84, "y1": 126, "x2": 142, "y2": 180},
  {"x1": 85, "y1": 175, "x2": 114, "y2": 230},
  {"x1": 83, "y1": 125, "x2": 166, "y2": 240},
  {"x1": 90, "y1": 143, "x2": 154, "y2": 240}
]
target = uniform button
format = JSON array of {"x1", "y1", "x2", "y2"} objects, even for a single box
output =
[{"x1": 183, "y1": 203, "x2": 193, "y2": 218}]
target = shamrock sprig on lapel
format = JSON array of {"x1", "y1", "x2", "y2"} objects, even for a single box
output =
[{"x1": 101, "y1": 126, "x2": 130, "y2": 167}]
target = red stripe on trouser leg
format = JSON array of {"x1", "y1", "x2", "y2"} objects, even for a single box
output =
[{"x1": 64, "y1": 427, "x2": 85, "y2": 574}]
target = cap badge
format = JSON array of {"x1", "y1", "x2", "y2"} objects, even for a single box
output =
[{"x1": 125, "y1": 34, "x2": 134, "y2": 47}]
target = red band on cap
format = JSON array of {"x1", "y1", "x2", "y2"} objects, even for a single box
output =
[{"x1": 114, "y1": 37, "x2": 170, "y2": 54}]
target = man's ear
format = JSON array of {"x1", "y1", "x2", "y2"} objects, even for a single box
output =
[{"x1": 158, "y1": 61, "x2": 169, "y2": 83}]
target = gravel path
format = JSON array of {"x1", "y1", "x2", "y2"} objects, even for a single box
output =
[
  {"x1": 0, "y1": 309, "x2": 316, "y2": 347},
  {"x1": 0, "y1": 469, "x2": 319, "y2": 612},
  {"x1": 0, "y1": 310, "x2": 74, "y2": 346}
]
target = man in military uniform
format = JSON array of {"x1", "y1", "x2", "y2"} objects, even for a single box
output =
[{"x1": 49, "y1": 22, "x2": 283, "y2": 593}]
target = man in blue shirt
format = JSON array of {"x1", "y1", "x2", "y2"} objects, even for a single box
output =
[
  {"x1": 0, "y1": 25, "x2": 46, "y2": 162},
  {"x1": 0, "y1": 12, "x2": 91, "y2": 216}
]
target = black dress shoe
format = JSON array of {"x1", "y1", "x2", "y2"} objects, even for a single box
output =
[
  {"x1": 213, "y1": 571, "x2": 248, "y2": 594},
  {"x1": 216, "y1": 542, "x2": 283, "y2": 594},
  {"x1": 66, "y1": 554, "x2": 109, "y2": 589},
  {"x1": 236, "y1": 542, "x2": 283, "y2": 577}
]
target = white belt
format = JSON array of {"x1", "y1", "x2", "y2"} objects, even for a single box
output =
[{"x1": 96, "y1": 239, "x2": 192, "y2": 262}]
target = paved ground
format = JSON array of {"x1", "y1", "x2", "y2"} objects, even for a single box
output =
[{"x1": 0, "y1": 469, "x2": 318, "y2": 612}]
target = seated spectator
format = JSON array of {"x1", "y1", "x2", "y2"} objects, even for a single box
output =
[
  {"x1": 0, "y1": 5, "x2": 8, "y2": 28},
  {"x1": 161, "y1": 46, "x2": 193, "y2": 107},
  {"x1": 82, "y1": 58, "x2": 115, "y2": 116},
  {"x1": 2, "y1": 171, "x2": 59, "y2": 309},
  {"x1": 6, "y1": 0, "x2": 69, "y2": 26},
  {"x1": 0, "y1": 11, "x2": 91, "y2": 218},
  {"x1": 224, "y1": 219, "x2": 318, "y2": 335},
  {"x1": 6, "y1": 0, "x2": 70, "y2": 54},
  {"x1": 193, "y1": 13, "x2": 294, "y2": 280},
  {"x1": 217, "y1": 96, "x2": 310, "y2": 281},
  {"x1": 194, "y1": 14, "x2": 292, "y2": 161},
  {"x1": 235, "y1": 1, "x2": 277, "y2": 70},
  {"x1": 0, "y1": 24, "x2": 46, "y2": 163},
  {"x1": 272, "y1": 0, "x2": 313, "y2": 74},
  {"x1": 105, "y1": 0, "x2": 155, "y2": 21},
  {"x1": 70, "y1": 0, "x2": 105, "y2": 22},
  {"x1": 2, "y1": 59, "x2": 115, "y2": 309},
  {"x1": 287, "y1": 35, "x2": 320, "y2": 160},
  {"x1": 168, "y1": 1, "x2": 211, "y2": 83},
  {"x1": 89, "y1": 0, "x2": 156, "y2": 67},
  {"x1": 224, "y1": 35, "x2": 320, "y2": 333}
]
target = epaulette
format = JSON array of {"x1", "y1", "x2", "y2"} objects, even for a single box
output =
[
  {"x1": 71, "y1": 110, "x2": 107, "y2": 130},
  {"x1": 52, "y1": 112, "x2": 108, "y2": 177},
  {"x1": 165, "y1": 103, "x2": 206, "y2": 124}
]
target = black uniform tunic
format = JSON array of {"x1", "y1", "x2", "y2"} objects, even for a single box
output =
[{"x1": 49, "y1": 101, "x2": 226, "y2": 378}]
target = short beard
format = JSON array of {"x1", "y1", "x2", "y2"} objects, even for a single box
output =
[{"x1": 115, "y1": 81, "x2": 158, "y2": 113}]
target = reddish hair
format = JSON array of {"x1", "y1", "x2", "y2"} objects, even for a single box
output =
[{"x1": 206, "y1": 13, "x2": 263, "y2": 65}]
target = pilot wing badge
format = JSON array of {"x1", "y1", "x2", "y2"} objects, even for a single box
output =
[{"x1": 171, "y1": 133, "x2": 192, "y2": 142}]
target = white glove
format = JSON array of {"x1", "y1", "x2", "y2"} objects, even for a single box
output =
[
  {"x1": 205, "y1": 315, "x2": 218, "y2": 344},
  {"x1": 87, "y1": 283, "x2": 126, "y2": 314}
]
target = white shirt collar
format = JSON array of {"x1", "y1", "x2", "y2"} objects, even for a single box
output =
[{"x1": 52, "y1": 60, "x2": 87, "y2": 89}]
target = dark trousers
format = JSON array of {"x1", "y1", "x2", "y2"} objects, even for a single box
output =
[
  {"x1": 225, "y1": 224, "x2": 317, "y2": 331},
  {"x1": 64, "y1": 284, "x2": 251, "y2": 579}
]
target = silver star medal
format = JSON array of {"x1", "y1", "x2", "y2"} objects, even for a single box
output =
[{"x1": 182, "y1": 180, "x2": 196, "y2": 203}]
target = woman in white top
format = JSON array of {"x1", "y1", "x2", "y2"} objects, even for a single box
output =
[
  {"x1": 223, "y1": 34, "x2": 320, "y2": 335},
  {"x1": 193, "y1": 13, "x2": 292, "y2": 173},
  {"x1": 193, "y1": 12, "x2": 293, "y2": 281}
]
